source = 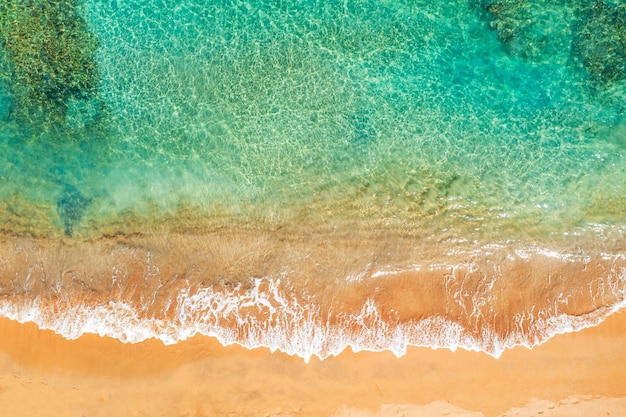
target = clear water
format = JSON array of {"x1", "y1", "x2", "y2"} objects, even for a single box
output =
[{"x1": 1, "y1": 0, "x2": 625, "y2": 240}]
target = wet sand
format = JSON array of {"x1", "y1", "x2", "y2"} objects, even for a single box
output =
[
  {"x1": 2, "y1": 232, "x2": 626, "y2": 360},
  {"x1": 0, "y1": 309, "x2": 625, "y2": 417}
]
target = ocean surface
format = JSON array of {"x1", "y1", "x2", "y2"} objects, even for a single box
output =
[{"x1": 0, "y1": 0, "x2": 625, "y2": 361}]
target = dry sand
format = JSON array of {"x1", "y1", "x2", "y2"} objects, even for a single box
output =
[{"x1": 0, "y1": 309, "x2": 625, "y2": 417}]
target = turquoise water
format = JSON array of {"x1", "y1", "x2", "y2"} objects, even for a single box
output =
[{"x1": 1, "y1": 0, "x2": 625, "y2": 240}]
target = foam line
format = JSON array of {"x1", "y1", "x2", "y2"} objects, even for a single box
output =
[{"x1": 1, "y1": 262, "x2": 624, "y2": 363}]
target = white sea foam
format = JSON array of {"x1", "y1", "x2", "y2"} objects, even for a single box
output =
[{"x1": 1, "y1": 259, "x2": 625, "y2": 363}]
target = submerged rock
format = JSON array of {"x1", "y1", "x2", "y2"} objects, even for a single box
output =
[
  {"x1": 571, "y1": 1, "x2": 626, "y2": 89},
  {"x1": 475, "y1": 0, "x2": 550, "y2": 61},
  {"x1": 475, "y1": 0, "x2": 626, "y2": 91},
  {"x1": 56, "y1": 184, "x2": 91, "y2": 236},
  {"x1": 0, "y1": 0, "x2": 100, "y2": 124}
]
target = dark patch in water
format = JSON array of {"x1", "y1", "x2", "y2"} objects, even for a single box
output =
[
  {"x1": 56, "y1": 184, "x2": 91, "y2": 236},
  {"x1": 475, "y1": 0, "x2": 626, "y2": 90},
  {"x1": 0, "y1": 0, "x2": 101, "y2": 125},
  {"x1": 571, "y1": 1, "x2": 626, "y2": 89},
  {"x1": 474, "y1": 0, "x2": 543, "y2": 60}
]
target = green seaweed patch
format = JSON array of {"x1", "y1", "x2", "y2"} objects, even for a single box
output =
[
  {"x1": 0, "y1": 0, "x2": 100, "y2": 124},
  {"x1": 571, "y1": 1, "x2": 626, "y2": 89},
  {"x1": 478, "y1": 0, "x2": 529, "y2": 51},
  {"x1": 474, "y1": 0, "x2": 575, "y2": 64},
  {"x1": 476, "y1": 0, "x2": 540, "y2": 59},
  {"x1": 475, "y1": 0, "x2": 626, "y2": 89},
  {"x1": 0, "y1": 193, "x2": 59, "y2": 238}
]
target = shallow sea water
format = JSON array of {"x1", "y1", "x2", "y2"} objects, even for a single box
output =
[{"x1": 0, "y1": 0, "x2": 625, "y2": 360}]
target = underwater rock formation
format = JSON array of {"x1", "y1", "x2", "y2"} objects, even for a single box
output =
[
  {"x1": 474, "y1": 0, "x2": 548, "y2": 60},
  {"x1": 476, "y1": 0, "x2": 626, "y2": 91},
  {"x1": 571, "y1": 1, "x2": 626, "y2": 89},
  {"x1": 0, "y1": 0, "x2": 100, "y2": 123},
  {"x1": 56, "y1": 184, "x2": 91, "y2": 237}
]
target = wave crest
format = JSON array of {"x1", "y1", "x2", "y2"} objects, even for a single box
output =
[{"x1": 1, "y1": 248, "x2": 625, "y2": 362}]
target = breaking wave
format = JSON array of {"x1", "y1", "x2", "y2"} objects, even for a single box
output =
[{"x1": 1, "y1": 241, "x2": 624, "y2": 362}]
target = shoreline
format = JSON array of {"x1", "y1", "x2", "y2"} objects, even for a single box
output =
[
  {"x1": 1, "y1": 309, "x2": 626, "y2": 416},
  {"x1": 1, "y1": 232, "x2": 625, "y2": 360}
]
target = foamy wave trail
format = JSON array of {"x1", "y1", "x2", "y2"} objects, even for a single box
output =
[{"x1": 0, "y1": 243, "x2": 625, "y2": 362}]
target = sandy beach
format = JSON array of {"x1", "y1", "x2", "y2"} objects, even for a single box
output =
[{"x1": 0, "y1": 308, "x2": 625, "y2": 417}]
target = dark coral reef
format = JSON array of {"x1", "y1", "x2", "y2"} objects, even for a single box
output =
[
  {"x1": 0, "y1": 0, "x2": 101, "y2": 124},
  {"x1": 571, "y1": 1, "x2": 626, "y2": 89},
  {"x1": 475, "y1": 0, "x2": 626, "y2": 90}
]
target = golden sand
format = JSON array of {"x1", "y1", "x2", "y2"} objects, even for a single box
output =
[
  {"x1": 0, "y1": 309, "x2": 625, "y2": 417},
  {"x1": 1, "y1": 231, "x2": 625, "y2": 415}
]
